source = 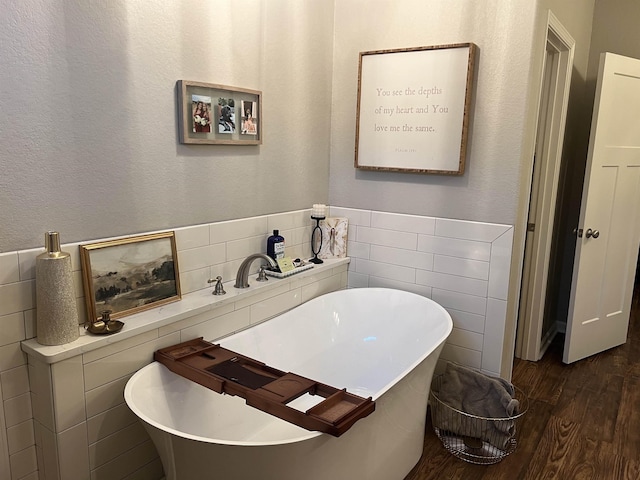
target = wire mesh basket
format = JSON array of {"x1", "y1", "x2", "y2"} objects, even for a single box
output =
[{"x1": 429, "y1": 373, "x2": 528, "y2": 464}]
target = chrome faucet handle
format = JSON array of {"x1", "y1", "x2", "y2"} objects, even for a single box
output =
[
  {"x1": 208, "y1": 276, "x2": 226, "y2": 295},
  {"x1": 256, "y1": 266, "x2": 269, "y2": 282},
  {"x1": 234, "y1": 253, "x2": 278, "y2": 288}
]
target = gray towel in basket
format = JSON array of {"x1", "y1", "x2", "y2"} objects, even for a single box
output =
[{"x1": 435, "y1": 363, "x2": 520, "y2": 450}]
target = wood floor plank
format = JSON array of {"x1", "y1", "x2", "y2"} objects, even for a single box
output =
[
  {"x1": 404, "y1": 288, "x2": 640, "y2": 480},
  {"x1": 557, "y1": 434, "x2": 640, "y2": 480},
  {"x1": 595, "y1": 439, "x2": 640, "y2": 480},
  {"x1": 614, "y1": 375, "x2": 640, "y2": 461},
  {"x1": 525, "y1": 358, "x2": 566, "y2": 405},
  {"x1": 511, "y1": 359, "x2": 542, "y2": 397},
  {"x1": 580, "y1": 373, "x2": 623, "y2": 443},
  {"x1": 624, "y1": 304, "x2": 640, "y2": 378},
  {"x1": 624, "y1": 338, "x2": 640, "y2": 378},
  {"x1": 555, "y1": 434, "x2": 599, "y2": 480},
  {"x1": 583, "y1": 346, "x2": 627, "y2": 387},
  {"x1": 550, "y1": 382, "x2": 590, "y2": 425},
  {"x1": 521, "y1": 415, "x2": 581, "y2": 480}
]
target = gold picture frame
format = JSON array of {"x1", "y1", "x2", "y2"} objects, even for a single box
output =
[
  {"x1": 355, "y1": 43, "x2": 477, "y2": 175},
  {"x1": 80, "y1": 232, "x2": 181, "y2": 322},
  {"x1": 177, "y1": 80, "x2": 262, "y2": 145}
]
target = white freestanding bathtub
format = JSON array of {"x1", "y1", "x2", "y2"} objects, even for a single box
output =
[{"x1": 125, "y1": 288, "x2": 452, "y2": 480}]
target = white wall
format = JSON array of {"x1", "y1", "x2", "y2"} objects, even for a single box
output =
[{"x1": 0, "y1": 1, "x2": 334, "y2": 253}]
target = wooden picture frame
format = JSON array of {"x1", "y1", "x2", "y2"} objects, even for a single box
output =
[
  {"x1": 355, "y1": 43, "x2": 476, "y2": 175},
  {"x1": 80, "y1": 232, "x2": 181, "y2": 322},
  {"x1": 178, "y1": 80, "x2": 262, "y2": 145}
]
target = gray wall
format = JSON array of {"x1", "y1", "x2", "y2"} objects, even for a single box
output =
[
  {"x1": 588, "y1": 0, "x2": 640, "y2": 81},
  {"x1": 2, "y1": 0, "x2": 597, "y2": 254},
  {"x1": 0, "y1": 1, "x2": 334, "y2": 252},
  {"x1": 329, "y1": 0, "x2": 538, "y2": 225}
]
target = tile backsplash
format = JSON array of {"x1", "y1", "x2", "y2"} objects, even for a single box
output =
[
  {"x1": 0, "y1": 207, "x2": 514, "y2": 480},
  {"x1": 0, "y1": 210, "x2": 318, "y2": 480},
  {"x1": 332, "y1": 206, "x2": 513, "y2": 377}
]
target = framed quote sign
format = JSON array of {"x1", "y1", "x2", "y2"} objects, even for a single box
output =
[{"x1": 355, "y1": 43, "x2": 476, "y2": 175}]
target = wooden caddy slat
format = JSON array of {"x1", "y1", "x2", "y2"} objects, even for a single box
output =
[{"x1": 154, "y1": 338, "x2": 375, "y2": 437}]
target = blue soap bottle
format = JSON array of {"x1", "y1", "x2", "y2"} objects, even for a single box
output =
[{"x1": 267, "y1": 230, "x2": 285, "y2": 261}]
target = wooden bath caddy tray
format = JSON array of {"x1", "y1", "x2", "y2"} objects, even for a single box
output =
[{"x1": 154, "y1": 338, "x2": 375, "y2": 437}]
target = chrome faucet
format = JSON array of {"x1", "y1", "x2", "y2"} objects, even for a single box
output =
[{"x1": 234, "y1": 253, "x2": 277, "y2": 288}]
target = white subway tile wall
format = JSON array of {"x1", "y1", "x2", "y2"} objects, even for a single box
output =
[
  {"x1": 0, "y1": 207, "x2": 513, "y2": 480},
  {"x1": 332, "y1": 206, "x2": 513, "y2": 377},
  {"x1": 0, "y1": 209, "x2": 346, "y2": 480}
]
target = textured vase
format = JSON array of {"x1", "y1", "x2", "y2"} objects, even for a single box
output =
[{"x1": 36, "y1": 231, "x2": 80, "y2": 345}]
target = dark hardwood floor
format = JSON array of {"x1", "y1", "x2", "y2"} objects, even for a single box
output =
[{"x1": 406, "y1": 285, "x2": 640, "y2": 480}]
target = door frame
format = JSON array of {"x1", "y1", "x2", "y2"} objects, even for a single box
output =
[
  {"x1": 0, "y1": 380, "x2": 9, "y2": 480},
  {"x1": 515, "y1": 11, "x2": 575, "y2": 361}
]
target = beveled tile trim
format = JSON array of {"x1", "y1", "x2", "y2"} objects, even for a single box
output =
[
  {"x1": 180, "y1": 307, "x2": 251, "y2": 343},
  {"x1": 82, "y1": 330, "x2": 159, "y2": 365},
  {"x1": 435, "y1": 218, "x2": 510, "y2": 242},
  {"x1": 0, "y1": 281, "x2": 34, "y2": 317},
  {"x1": 1, "y1": 365, "x2": 30, "y2": 400},
  {"x1": 83, "y1": 333, "x2": 180, "y2": 391},
  {"x1": 209, "y1": 216, "x2": 268, "y2": 244},
  {"x1": 85, "y1": 376, "x2": 130, "y2": 419},
  {"x1": 356, "y1": 226, "x2": 417, "y2": 250},
  {"x1": 355, "y1": 259, "x2": 416, "y2": 284},
  {"x1": 7, "y1": 419, "x2": 35, "y2": 455},
  {"x1": 51, "y1": 357, "x2": 86, "y2": 432},
  {"x1": 0, "y1": 313, "x2": 25, "y2": 347},
  {"x1": 0, "y1": 252, "x2": 19, "y2": 285},
  {"x1": 8, "y1": 444, "x2": 37, "y2": 479},
  {"x1": 371, "y1": 211, "x2": 436, "y2": 235},
  {"x1": 57, "y1": 421, "x2": 90, "y2": 479},
  {"x1": 3, "y1": 392, "x2": 32, "y2": 428},
  {"x1": 86, "y1": 403, "x2": 137, "y2": 445},
  {"x1": 250, "y1": 288, "x2": 302, "y2": 324},
  {"x1": 174, "y1": 224, "x2": 209, "y2": 251}
]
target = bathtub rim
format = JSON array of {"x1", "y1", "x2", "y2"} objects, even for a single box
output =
[
  {"x1": 341, "y1": 289, "x2": 453, "y2": 401},
  {"x1": 125, "y1": 288, "x2": 453, "y2": 447}
]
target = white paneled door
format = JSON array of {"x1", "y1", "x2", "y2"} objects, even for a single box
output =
[{"x1": 564, "y1": 53, "x2": 640, "y2": 363}]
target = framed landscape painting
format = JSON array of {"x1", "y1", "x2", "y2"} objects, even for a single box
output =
[{"x1": 80, "y1": 232, "x2": 181, "y2": 322}]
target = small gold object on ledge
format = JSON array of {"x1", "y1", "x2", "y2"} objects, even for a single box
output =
[{"x1": 85, "y1": 310, "x2": 124, "y2": 335}]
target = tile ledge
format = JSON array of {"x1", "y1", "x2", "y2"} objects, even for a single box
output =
[{"x1": 21, "y1": 258, "x2": 349, "y2": 364}]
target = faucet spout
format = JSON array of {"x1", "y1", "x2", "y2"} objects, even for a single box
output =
[{"x1": 234, "y1": 253, "x2": 278, "y2": 288}]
